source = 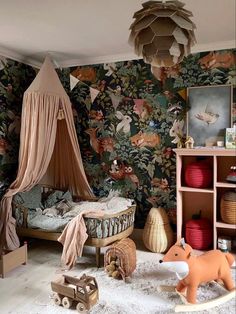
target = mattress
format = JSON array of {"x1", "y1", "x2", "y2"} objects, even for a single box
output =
[{"x1": 13, "y1": 197, "x2": 136, "y2": 238}]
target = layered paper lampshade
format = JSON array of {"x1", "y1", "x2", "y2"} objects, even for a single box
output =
[{"x1": 129, "y1": 0, "x2": 196, "y2": 67}]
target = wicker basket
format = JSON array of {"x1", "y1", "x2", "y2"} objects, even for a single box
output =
[
  {"x1": 220, "y1": 191, "x2": 236, "y2": 224},
  {"x1": 143, "y1": 207, "x2": 174, "y2": 253},
  {"x1": 185, "y1": 217, "x2": 213, "y2": 250},
  {"x1": 104, "y1": 238, "x2": 136, "y2": 281},
  {"x1": 185, "y1": 161, "x2": 213, "y2": 188},
  {"x1": 84, "y1": 205, "x2": 136, "y2": 238}
]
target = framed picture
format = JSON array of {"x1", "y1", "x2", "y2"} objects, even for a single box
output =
[
  {"x1": 225, "y1": 127, "x2": 236, "y2": 149},
  {"x1": 187, "y1": 84, "x2": 232, "y2": 147}
]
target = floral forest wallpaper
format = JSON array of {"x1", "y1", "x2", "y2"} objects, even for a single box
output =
[
  {"x1": 0, "y1": 57, "x2": 36, "y2": 196},
  {"x1": 0, "y1": 49, "x2": 235, "y2": 227}
]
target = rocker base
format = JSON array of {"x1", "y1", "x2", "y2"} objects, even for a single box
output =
[{"x1": 159, "y1": 283, "x2": 236, "y2": 313}]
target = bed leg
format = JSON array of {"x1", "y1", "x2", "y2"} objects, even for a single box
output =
[{"x1": 96, "y1": 247, "x2": 101, "y2": 268}]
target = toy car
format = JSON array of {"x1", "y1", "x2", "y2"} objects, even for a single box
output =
[{"x1": 51, "y1": 273, "x2": 99, "y2": 312}]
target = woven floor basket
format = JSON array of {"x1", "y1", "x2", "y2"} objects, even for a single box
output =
[
  {"x1": 143, "y1": 207, "x2": 174, "y2": 253},
  {"x1": 220, "y1": 191, "x2": 236, "y2": 224},
  {"x1": 104, "y1": 238, "x2": 136, "y2": 280}
]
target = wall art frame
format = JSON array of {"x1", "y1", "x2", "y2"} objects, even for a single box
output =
[{"x1": 187, "y1": 84, "x2": 232, "y2": 147}]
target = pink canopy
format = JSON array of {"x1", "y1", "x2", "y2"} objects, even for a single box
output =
[{"x1": 0, "y1": 56, "x2": 94, "y2": 252}]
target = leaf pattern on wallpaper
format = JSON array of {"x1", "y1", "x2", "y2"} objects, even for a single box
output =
[
  {"x1": 0, "y1": 49, "x2": 235, "y2": 227},
  {"x1": 64, "y1": 60, "x2": 179, "y2": 227},
  {"x1": 60, "y1": 52, "x2": 235, "y2": 227},
  {"x1": 226, "y1": 69, "x2": 236, "y2": 85},
  {"x1": 68, "y1": 51, "x2": 236, "y2": 227},
  {"x1": 0, "y1": 59, "x2": 36, "y2": 197}
]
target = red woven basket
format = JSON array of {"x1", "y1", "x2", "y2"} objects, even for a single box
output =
[
  {"x1": 185, "y1": 218, "x2": 213, "y2": 250},
  {"x1": 185, "y1": 162, "x2": 213, "y2": 188}
]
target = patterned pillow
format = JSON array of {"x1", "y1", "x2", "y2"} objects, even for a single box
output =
[
  {"x1": 13, "y1": 185, "x2": 43, "y2": 209},
  {"x1": 62, "y1": 190, "x2": 73, "y2": 202},
  {"x1": 43, "y1": 190, "x2": 73, "y2": 208}
]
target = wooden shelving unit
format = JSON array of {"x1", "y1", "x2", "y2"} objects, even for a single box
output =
[{"x1": 174, "y1": 148, "x2": 236, "y2": 251}]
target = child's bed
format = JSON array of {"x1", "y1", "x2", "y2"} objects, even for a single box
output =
[{"x1": 12, "y1": 185, "x2": 136, "y2": 267}]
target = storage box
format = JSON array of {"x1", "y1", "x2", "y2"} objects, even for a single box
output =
[{"x1": 0, "y1": 243, "x2": 27, "y2": 278}]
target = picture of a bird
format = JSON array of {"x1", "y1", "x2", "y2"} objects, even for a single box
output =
[{"x1": 195, "y1": 104, "x2": 219, "y2": 125}]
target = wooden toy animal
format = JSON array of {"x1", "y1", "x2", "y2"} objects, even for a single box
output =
[
  {"x1": 185, "y1": 136, "x2": 194, "y2": 149},
  {"x1": 159, "y1": 238, "x2": 235, "y2": 304}
]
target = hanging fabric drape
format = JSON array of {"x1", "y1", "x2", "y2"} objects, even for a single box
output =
[{"x1": 0, "y1": 56, "x2": 94, "y2": 252}]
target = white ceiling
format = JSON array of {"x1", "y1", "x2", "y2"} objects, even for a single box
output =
[{"x1": 0, "y1": 0, "x2": 235, "y2": 68}]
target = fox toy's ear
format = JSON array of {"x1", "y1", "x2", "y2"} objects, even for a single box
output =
[
  {"x1": 175, "y1": 237, "x2": 186, "y2": 248},
  {"x1": 180, "y1": 238, "x2": 186, "y2": 249}
]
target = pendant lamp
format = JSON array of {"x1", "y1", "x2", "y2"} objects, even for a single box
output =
[{"x1": 129, "y1": 0, "x2": 196, "y2": 67}]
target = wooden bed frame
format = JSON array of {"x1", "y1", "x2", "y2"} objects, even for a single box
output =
[{"x1": 14, "y1": 202, "x2": 136, "y2": 268}]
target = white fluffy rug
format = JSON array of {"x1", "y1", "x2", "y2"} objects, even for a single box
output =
[
  {"x1": 0, "y1": 241, "x2": 235, "y2": 314},
  {"x1": 75, "y1": 261, "x2": 236, "y2": 314},
  {"x1": 13, "y1": 260, "x2": 236, "y2": 314}
]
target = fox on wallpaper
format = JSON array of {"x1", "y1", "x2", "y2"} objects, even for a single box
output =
[{"x1": 1, "y1": 49, "x2": 235, "y2": 226}]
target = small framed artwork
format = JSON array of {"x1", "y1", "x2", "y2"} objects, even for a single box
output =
[
  {"x1": 225, "y1": 127, "x2": 236, "y2": 149},
  {"x1": 187, "y1": 84, "x2": 232, "y2": 147}
]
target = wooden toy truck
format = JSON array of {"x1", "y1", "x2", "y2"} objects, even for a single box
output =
[{"x1": 51, "y1": 274, "x2": 99, "y2": 313}]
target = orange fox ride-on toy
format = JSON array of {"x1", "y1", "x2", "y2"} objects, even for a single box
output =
[{"x1": 159, "y1": 238, "x2": 236, "y2": 312}]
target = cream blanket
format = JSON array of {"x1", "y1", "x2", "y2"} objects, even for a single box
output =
[
  {"x1": 58, "y1": 209, "x2": 104, "y2": 269},
  {"x1": 57, "y1": 196, "x2": 134, "y2": 269}
]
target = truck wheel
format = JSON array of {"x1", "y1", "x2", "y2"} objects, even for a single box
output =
[
  {"x1": 62, "y1": 297, "x2": 72, "y2": 309},
  {"x1": 76, "y1": 302, "x2": 87, "y2": 313},
  {"x1": 53, "y1": 293, "x2": 62, "y2": 306}
]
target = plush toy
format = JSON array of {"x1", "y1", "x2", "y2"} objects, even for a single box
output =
[
  {"x1": 159, "y1": 238, "x2": 235, "y2": 304},
  {"x1": 105, "y1": 258, "x2": 121, "y2": 279}
]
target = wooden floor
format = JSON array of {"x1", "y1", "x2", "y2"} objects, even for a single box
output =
[
  {"x1": 0, "y1": 231, "x2": 235, "y2": 314},
  {"x1": 0, "y1": 230, "x2": 156, "y2": 314}
]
